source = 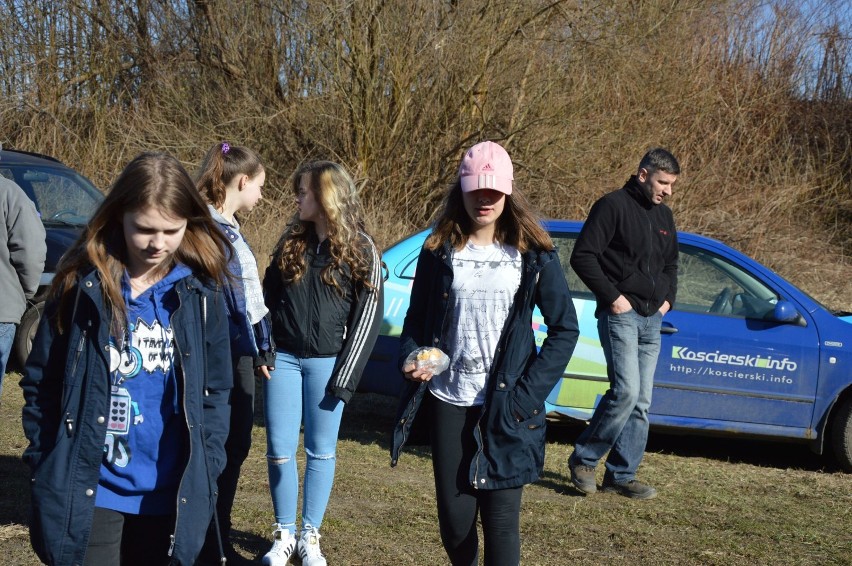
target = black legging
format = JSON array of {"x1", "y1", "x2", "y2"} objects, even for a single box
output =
[
  {"x1": 200, "y1": 354, "x2": 255, "y2": 562},
  {"x1": 85, "y1": 507, "x2": 174, "y2": 566},
  {"x1": 429, "y1": 392, "x2": 523, "y2": 566}
]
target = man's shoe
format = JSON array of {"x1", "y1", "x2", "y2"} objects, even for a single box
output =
[
  {"x1": 569, "y1": 462, "x2": 597, "y2": 494},
  {"x1": 297, "y1": 526, "x2": 328, "y2": 566},
  {"x1": 601, "y1": 478, "x2": 658, "y2": 500},
  {"x1": 261, "y1": 525, "x2": 296, "y2": 566}
]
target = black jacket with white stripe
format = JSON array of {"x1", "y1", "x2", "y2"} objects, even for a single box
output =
[{"x1": 263, "y1": 231, "x2": 383, "y2": 403}]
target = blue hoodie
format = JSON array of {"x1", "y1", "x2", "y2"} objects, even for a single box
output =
[{"x1": 96, "y1": 264, "x2": 192, "y2": 515}]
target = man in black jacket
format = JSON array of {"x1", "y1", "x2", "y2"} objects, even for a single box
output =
[{"x1": 568, "y1": 148, "x2": 679, "y2": 499}]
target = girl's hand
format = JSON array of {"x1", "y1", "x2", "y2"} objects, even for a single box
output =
[
  {"x1": 256, "y1": 365, "x2": 273, "y2": 380},
  {"x1": 403, "y1": 363, "x2": 433, "y2": 383}
]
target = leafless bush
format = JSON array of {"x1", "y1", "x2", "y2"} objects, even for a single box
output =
[{"x1": 0, "y1": 0, "x2": 849, "y2": 309}]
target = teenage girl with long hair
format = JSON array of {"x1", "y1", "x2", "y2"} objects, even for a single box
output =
[
  {"x1": 21, "y1": 152, "x2": 233, "y2": 566},
  {"x1": 260, "y1": 161, "x2": 383, "y2": 566},
  {"x1": 391, "y1": 141, "x2": 579, "y2": 565},
  {"x1": 194, "y1": 141, "x2": 275, "y2": 563}
]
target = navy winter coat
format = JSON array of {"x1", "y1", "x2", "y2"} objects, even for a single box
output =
[
  {"x1": 391, "y1": 240, "x2": 579, "y2": 489},
  {"x1": 20, "y1": 269, "x2": 232, "y2": 566}
]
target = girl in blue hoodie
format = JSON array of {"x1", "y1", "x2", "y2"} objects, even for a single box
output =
[{"x1": 21, "y1": 152, "x2": 233, "y2": 566}]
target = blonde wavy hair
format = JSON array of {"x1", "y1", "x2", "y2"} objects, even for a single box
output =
[{"x1": 272, "y1": 161, "x2": 376, "y2": 293}]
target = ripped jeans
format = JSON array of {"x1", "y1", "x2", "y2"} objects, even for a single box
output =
[{"x1": 263, "y1": 350, "x2": 343, "y2": 535}]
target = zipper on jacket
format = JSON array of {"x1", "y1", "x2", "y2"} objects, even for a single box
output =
[
  {"x1": 168, "y1": 362, "x2": 188, "y2": 558},
  {"x1": 169, "y1": 287, "x2": 188, "y2": 557},
  {"x1": 64, "y1": 412, "x2": 74, "y2": 436},
  {"x1": 304, "y1": 255, "x2": 317, "y2": 358},
  {"x1": 201, "y1": 294, "x2": 209, "y2": 396},
  {"x1": 71, "y1": 329, "x2": 86, "y2": 375},
  {"x1": 645, "y1": 213, "x2": 655, "y2": 313},
  {"x1": 472, "y1": 418, "x2": 484, "y2": 489},
  {"x1": 60, "y1": 327, "x2": 89, "y2": 437}
]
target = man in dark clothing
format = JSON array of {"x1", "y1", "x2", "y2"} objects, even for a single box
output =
[{"x1": 568, "y1": 147, "x2": 679, "y2": 500}]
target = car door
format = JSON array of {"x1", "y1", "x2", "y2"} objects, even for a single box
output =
[{"x1": 652, "y1": 242, "x2": 821, "y2": 436}]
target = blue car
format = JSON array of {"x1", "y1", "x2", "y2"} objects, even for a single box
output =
[{"x1": 361, "y1": 220, "x2": 852, "y2": 471}]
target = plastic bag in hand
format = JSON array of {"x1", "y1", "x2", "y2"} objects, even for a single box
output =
[{"x1": 405, "y1": 347, "x2": 450, "y2": 373}]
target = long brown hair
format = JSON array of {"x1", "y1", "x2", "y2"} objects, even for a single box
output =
[
  {"x1": 195, "y1": 141, "x2": 264, "y2": 209},
  {"x1": 425, "y1": 178, "x2": 553, "y2": 253},
  {"x1": 50, "y1": 152, "x2": 231, "y2": 334},
  {"x1": 272, "y1": 161, "x2": 376, "y2": 293}
]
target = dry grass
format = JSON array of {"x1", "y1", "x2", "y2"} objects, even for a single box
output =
[{"x1": 2, "y1": 375, "x2": 851, "y2": 565}]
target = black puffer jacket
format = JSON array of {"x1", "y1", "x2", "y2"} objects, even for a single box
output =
[{"x1": 263, "y1": 231, "x2": 383, "y2": 403}]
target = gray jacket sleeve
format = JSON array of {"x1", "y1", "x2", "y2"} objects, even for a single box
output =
[{"x1": 1, "y1": 177, "x2": 46, "y2": 321}]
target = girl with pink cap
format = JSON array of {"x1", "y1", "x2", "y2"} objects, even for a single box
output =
[{"x1": 391, "y1": 141, "x2": 580, "y2": 565}]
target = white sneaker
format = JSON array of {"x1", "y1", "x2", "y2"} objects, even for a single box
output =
[
  {"x1": 297, "y1": 526, "x2": 327, "y2": 566},
  {"x1": 262, "y1": 524, "x2": 296, "y2": 566}
]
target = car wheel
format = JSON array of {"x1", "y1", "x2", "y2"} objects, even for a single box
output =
[
  {"x1": 12, "y1": 301, "x2": 43, "y2": 370},
  {"x1": 830, "y1": 397, "x2": 852, "y2": 472}
]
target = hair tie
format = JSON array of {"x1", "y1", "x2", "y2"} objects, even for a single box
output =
[{"x1": 221, "y1": 142, "x2": 230, "y2": 154}]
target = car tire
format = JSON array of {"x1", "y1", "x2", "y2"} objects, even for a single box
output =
[
  {"x1": 12, "y1": 301, "x2": 43, "y2": 370},
  {"x1": 830, "y1": 397, "x2": 852, "y2": 472}
]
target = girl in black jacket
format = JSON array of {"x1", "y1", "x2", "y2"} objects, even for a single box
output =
[
  {"x1": 393, "y1": 141, "x2": 579, "y2": 565},
  {"x1": 259, "y1": 161, "x2": 383, "y2": 566}
]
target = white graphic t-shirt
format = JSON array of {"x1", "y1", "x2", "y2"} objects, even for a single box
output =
[{"x1": 429, "y1": 241, "x2": 522, "y2": 406}]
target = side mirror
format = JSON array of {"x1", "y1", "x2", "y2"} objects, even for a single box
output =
[{"x1": 770, "y1": 300, "x2": 805, "y2": 326}]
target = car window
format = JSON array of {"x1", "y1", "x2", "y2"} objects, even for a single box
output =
[
  {"x1": 551, "y1": 233, "x2": 780, "y2": 318},
  {"x1": 4, "y1": 166, "x2": 101, "y2": 225},
  {"x1": 677, "y1": 244, "x2": 780, "y2": 318},
  {"x1": 395, "y1": 246, "x2": 421, "y2": 280},
  {"x1": 551, "y1": 233, "x2": 594, "y2": 300}
]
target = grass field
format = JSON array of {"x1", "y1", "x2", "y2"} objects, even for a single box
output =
[{"x1": 1, "y1": 373, "x2": 850, "y2": 565}]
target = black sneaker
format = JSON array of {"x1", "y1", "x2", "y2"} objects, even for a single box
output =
[
  {"x1": 569, "y1": 462, "x2": 597, "y2": 494},
  {"x1": 601, "y1": 478, "x2": 658, "y2": 500}
]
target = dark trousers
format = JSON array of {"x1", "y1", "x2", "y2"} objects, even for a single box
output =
[
  {"x1": 200, "y1": 355, "x2": 255, "y2": 560},
  {"x1": 85, "y1": 507, "x2": 174, "y2": 566},
  {"x1": 430, "y1": 393, "x2": 523, "y2": 566}
]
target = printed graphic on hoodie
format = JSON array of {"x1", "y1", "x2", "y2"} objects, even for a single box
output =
[{"x1": 104, "y1": 318, "x2": 175, "y2": 467}]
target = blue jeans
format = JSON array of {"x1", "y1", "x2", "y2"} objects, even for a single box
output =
[
  {"x1": 263, "y1": 351, "x2": 343, "y2": 535},
  {"x1": 0, "y1": 322, "x2": 16, "y2": 400},
  {"x1": 570, "y1": 310, "x2": 661, "y2": 483}
]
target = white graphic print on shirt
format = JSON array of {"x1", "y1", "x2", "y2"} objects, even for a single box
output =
[{"x1": 429, "y1": 242, "x2": 521, "y2": 407}]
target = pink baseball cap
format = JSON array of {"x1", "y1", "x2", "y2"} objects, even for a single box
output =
[{"x1": 458, "y1": 141, "x2": 513, "y2": 195}]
